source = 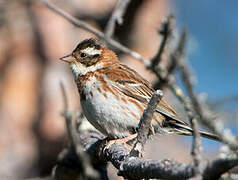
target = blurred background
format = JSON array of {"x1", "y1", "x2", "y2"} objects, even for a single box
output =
[{"x1": 0, "y1": 0, "x2": 237, "y2": 179}]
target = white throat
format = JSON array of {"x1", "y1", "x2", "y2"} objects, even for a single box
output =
[{"x1": 70, "y1": 62, "x2": 103, "y2": 80}]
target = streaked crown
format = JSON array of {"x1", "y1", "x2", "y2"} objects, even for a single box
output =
[
  {"x1": 72, "y1": 38, "x2": 102, "y2": 66},
  {"x1": 74, "y1": 38, "x2": 101, "y2": 52}
]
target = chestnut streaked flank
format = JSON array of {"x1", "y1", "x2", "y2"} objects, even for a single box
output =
[{"x1": 60, "y1": 38, "x2": 220, "y2": 142}]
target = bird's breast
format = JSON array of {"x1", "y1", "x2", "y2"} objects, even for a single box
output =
[{"x1": 78, "y1": 74, "x2": 146, "y2": 138}]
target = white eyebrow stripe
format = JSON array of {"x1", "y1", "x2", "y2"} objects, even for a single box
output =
[{"x1": 81, "y1": 47, "x2": 101, "y2": 56}]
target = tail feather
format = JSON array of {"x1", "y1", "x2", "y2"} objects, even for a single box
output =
[
  {"x1": 168, "y1": 122, "x2": 221, "y2": 142},
  {"x1": 198, "y1": 130, "x2": 220, "y2": 142}
]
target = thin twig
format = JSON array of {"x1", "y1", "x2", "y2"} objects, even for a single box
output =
[
  {"x1": 60, "y1": 81, "x2": 68, "y2": 115},
  {"x1": 190, "y1": 118, "x2": 203, "y2": 177},
  {"x1": 40, "y1": 0, "x2": 150, "y2": 66},
  {"x1": 175, "y1": 30, "x2": 238, "y2": 150},
  {"x1": 104, "y1": 0, "x2": 131, "y2": 38},
  {"x1": 151, "y1": 29, "x2": 204, "y2": 176},
  {"x1": 151, "y1": 15, "x2": 174, "y2": 67},
  {"x1": 175, "y1": 30, "x2": 203, "y2": 175},
  {"x1": 130, "y1": 90, "x2": 163, "y2": 157}
]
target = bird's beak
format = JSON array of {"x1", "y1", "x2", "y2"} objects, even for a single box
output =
[{"x1": 60, "y1": 54, "x2": 74, "y2": 63}]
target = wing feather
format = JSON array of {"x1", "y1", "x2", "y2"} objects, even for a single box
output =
[{"x1": 103, "y1": 63, "x2": 187, "y2": 125}]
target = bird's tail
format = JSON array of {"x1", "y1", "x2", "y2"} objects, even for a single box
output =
[{"x1": 168, "y1": 122, "x2": 221, "y2": 142}]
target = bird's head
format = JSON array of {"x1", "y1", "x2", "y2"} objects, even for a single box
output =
[{"x1": 60, "y1": 38, "x2": 110, "y2": 78}]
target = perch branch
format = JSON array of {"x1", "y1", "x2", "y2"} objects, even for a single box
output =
[
  {"x1": 130, "y1": 90, "x2": 163, "y2": 157},
  {"x1": 203, "y1": 156, "x2": 238, "y2": 180},
  {"x1": 76, "y1": 130, "x2": 238, "y2": 180}
]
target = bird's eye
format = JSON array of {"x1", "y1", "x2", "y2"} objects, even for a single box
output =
[{"x1": 80, "y1": 53, "x2": 87, "y2": 58}]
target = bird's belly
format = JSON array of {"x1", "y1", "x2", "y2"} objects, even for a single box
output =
[{"x1": 81, "y1": 86, "x2": 144, "y2": 139}]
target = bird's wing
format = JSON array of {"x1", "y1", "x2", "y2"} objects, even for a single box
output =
[
  {"x1": 99, "y1": 63, "x2": 221, "y2": 141},
  {"x1": 104, "y1": 63, "x2": 187, "y2": 126}
]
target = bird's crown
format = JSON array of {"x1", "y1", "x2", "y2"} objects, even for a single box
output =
[
  {"x1": 70, "y1": 38, "x2": 102, "y2": 67},
  {"x1": 73, "y1": 38, "x2": 101, "y2": 53}
]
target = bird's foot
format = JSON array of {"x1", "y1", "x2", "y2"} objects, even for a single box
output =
[{"x1": 105, "y1": 133, "x2": 138, "y2": 150}]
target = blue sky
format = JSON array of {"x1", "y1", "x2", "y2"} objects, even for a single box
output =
[
  {"x1": 173, "y1": 1, "x2": 238, "y2": 149},
  {"x1": 174, "y1": 0, "x2": 238, "y2": 99}
]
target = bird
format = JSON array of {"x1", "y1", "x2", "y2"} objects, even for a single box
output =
[{"x1": 60, "y1": 38, "x2": 220, "y2": 144}]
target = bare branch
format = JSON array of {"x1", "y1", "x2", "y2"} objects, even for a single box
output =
[
  {"x1": 190, "y1": 117, "x2": 203, "y2": 178},
  {"x1": 78, "y1": 130, "x2": 196, "y2": 179},
  {"x1": 151, "y1": 15, "x2": 174, "y2": 67},
  {"x1": 151, "y1": 27, "x2": 204, "y2": 167},
  {"x1": 118, "y1": 157, "x2": 195, "y2": 180},
  {"x1": 203, "y1": 157, "x2": 238, "y2": 180},
  {"x1": 104, "y1": 0, "x2": 131, "y2": 38},
  {"x1": 173, "y1": 30, "x2": 203, "y2": 176},
  {"x1": 151, "y1": 29, "x2": 205, "y2": 177},
  {"x1": 176, "y1": 30, "x2": 238, "y2": 150},
  {"x1": 77, "y1": 130, "x2": 238, "y2": 180},
  {"x1": 130, "y1": 90, "x2": 163, "y2": 157},
  {"x1": 40, "y1": 0, "x2": 150, "y2": 66}
]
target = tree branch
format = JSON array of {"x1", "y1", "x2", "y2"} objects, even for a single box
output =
[
  {"x1": 104, "y1": 0, "x2": 131, "y2": 38},
  {"x1": 203, "y1": 156, "x2": 238, "y2": 180},
  {"x1": 75, "y1": 129, "x2": 238, "y2": 180},
  {"x1": 151, "y1": 15, "x2": 174, "y2": 67},
  {"x1": 176, "y1": 30, "x2": 238, "y2": 150},
  {"x1": 40, "y1": 0, "x2": 150, "y2": 66},
  {"x1": 174, "y1": 30, "x2": 203, "y2": 176},
  {"x1": 130, "y1": 90, "x2": 163, "y2": 157}
]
